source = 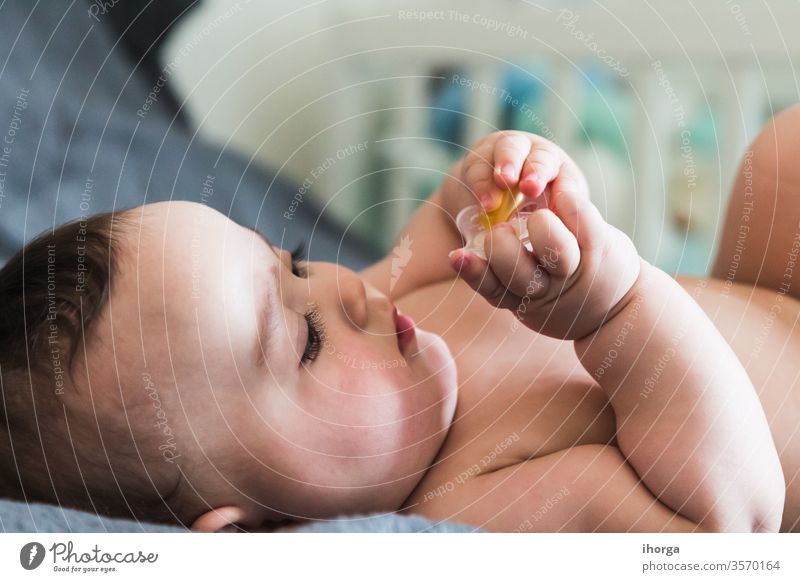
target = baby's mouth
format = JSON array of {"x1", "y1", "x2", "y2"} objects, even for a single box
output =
[{"x1": 393, "y1": 308, "x2": 417, "y2": 356}]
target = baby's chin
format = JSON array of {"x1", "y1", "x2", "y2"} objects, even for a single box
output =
[{"x1": 411, "y1": 328, "x2": 459, "y2": 421}]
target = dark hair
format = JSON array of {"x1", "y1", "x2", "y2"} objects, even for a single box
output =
[{"x1": 0, "y1": 211, "x2": 183, "y2": 525}]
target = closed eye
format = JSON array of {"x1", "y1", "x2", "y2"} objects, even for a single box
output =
[
  {"x1": 300, "y1": 303, "x2": 325, "y2": 364},
  {"x1": 286, "y1": 241, "x2": 325, "y2": 365},
  {"x1": 246, "y1": 227, "x2": 323, "y2": 366}
]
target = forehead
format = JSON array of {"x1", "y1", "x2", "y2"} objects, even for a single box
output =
[
  {"x1": 125, "y1": 201, "x2": 266, "y2": 278},
  {"x1": 95, "y1": 204, "x2": 282, "y2": 405},
  {"x1": 110, "y1": 202, "x2": 270, "y2": 342}
]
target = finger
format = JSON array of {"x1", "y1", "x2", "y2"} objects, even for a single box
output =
[
  {"x1": 519, "y1": 142, "x2": 565, "y2": 199},
  {"x1": 485, "y1": 223, "x2": 550, "y2": 299},
  {"x1": 449, "y1": 247, "x2": 522, "y2": 310},
  {"x1": 549, "y1": 159, "x2": 589, "y2": 201},
  {"x1": 462, "y1": 139, "x2": 505, "y2": 211},
  {"x1": 549, "y1": 186, "x2": 607, "y2": 252},
  {"x1": 525, "y1": 209, "x2": 580, "y2": 279},
  {"x1": 492, "y1": 132, "x2": 533, "y2": 188}
]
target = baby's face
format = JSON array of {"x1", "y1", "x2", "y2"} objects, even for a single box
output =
[{"x1": 98, "y1": 202, "x2": 457, "y2": 523}]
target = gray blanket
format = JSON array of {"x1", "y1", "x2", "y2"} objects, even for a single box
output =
[
  {"x1": 0, "y1": 498, "x2": 476, "y2": 533},
  {"x1": 0, "y1": 0, "x2": 377, "y2": 268}
]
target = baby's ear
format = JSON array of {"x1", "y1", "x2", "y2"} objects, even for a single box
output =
[{"x1": 191, "y1": 506, "x2": 249, "y2": 533}]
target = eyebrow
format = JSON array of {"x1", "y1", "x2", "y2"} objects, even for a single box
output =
[{"x1": 245, "y1": 226, "x2": 282, "y2": 368}]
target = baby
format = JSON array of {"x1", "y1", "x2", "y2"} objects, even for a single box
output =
[{"x1": 1, "y1": 108, "x2": 799, "y2": 533}]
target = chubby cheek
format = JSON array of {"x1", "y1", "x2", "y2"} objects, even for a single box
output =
[
  {"x1": 298, "y1": 365, "x2": 409, "y2": 423},
  {"x1": 318, "y1": 337, "x2": 409, "y2": 396},
  {"x1": 338, "y1": 382, "x2": 449, "y2": 450},
  {"x1": 289, "y1": 334, "x2": 456, "y2": 457}
]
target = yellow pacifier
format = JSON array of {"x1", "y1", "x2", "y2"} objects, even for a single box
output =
[
  {"x1": 478, "y1": 188, "x2": 528, "y2": 230},
  {"x1": 455, "y1": 187, "x2": 540, "y2": 260}
]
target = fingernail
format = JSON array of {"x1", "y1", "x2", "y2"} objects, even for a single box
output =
[
  {"x1": 499, "y1": 163, "x2": 516, "y2": 179},
  {"x1": 480, "y1": 192, "x2": 498, "y2": 210},
  {"x1": 450, "y1": 250, "x2": 470, "y2": 272}
]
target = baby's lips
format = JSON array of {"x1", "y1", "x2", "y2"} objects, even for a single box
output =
[{"x1": 394, "y1": 309, "x2": 417, "y2": 356}]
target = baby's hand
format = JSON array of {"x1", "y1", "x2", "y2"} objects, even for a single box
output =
[
  {"x1": 440, "y1": 130, "x2": 589, "y2": 217},
  {"x1": 446, "y1": 133, "x2": 641, "y2": 340}
]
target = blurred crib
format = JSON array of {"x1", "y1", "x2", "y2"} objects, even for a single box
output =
[{"x1": 164, "y1": 0, "x2": 800, "y2": 275}]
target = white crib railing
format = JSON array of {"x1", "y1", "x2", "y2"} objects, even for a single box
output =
[{"x1": 165, "y1": 0, "x2": 800, "y2": 274}]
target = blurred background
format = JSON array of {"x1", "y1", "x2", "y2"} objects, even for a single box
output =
[{"x1": 162, "y1": 0, "x2": 800, "y2": 275}]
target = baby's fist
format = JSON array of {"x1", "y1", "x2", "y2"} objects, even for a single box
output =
[{"x1": 450, "y1": 186, "x2": 641, "y2": 340}]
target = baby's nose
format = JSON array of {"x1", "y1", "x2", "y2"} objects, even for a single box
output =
[{"x1": 338, "y1": 271, "x2": 368, "y2": 330}]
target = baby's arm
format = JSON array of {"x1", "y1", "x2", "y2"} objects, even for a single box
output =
[
  {"x1": 459, "y1": 217, "x2": 785, "y2": 530},
  {"x1": 448, "y1": 132, "x2": 785, "y2": 531},
  {"x1": 359, "y1": 187, "x2": 463, "y2": 299},
  {"x1": 576, "y1": 261, "x2": 785, "y2": 531}
]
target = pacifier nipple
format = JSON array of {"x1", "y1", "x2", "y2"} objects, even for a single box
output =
[
  {"x1": 455, "y1": 188, "x2": 541, "y2": 260},
  {"x1": 456, "y1": 205, "x2": 489, "y2": 258}
]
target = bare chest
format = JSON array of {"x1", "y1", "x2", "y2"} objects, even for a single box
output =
[{"x1": 397, "y1": 280, "x2": 616, "y2": 506}]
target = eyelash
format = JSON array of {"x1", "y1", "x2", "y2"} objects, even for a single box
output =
[{"x1": 289, "y1": 242, "x2": 325, "y2": 364}]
